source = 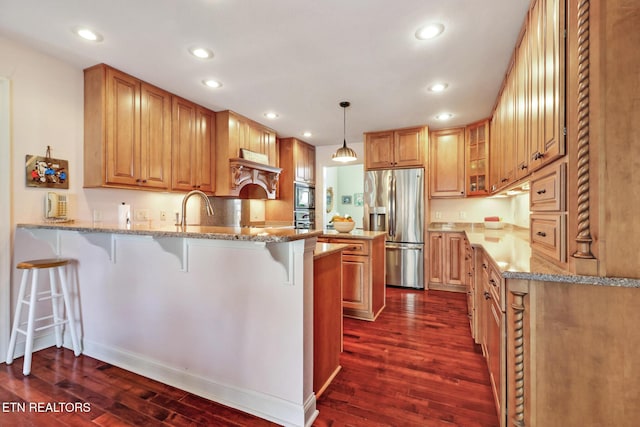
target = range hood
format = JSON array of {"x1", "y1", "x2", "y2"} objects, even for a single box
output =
[{"x1": 228, "y1": 158, "x2": 282, "y2": 199}]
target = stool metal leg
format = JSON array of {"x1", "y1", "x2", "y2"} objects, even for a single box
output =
[
  {"x1": 49, "y1": 267, "x2": 63, "y2": 348},
  {"x1": 23, "y1": 269, "x2": 40, "y2": 375},
  {"x1": 58, "y1": 265, "x2": 81, "y2": 357},
  {"x1": 6, "y1": 268, "x2": 30, "y2": 365}
]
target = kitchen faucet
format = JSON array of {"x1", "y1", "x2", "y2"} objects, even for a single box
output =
[{"x1": 179, "y1": 190, "x2": 214, "y2": 228}]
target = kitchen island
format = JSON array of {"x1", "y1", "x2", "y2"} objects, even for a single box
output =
[
  {"x1": 13, "y1": 222, "x2": 322, "y2": 427},
  {"x1": 318, "y1": 230, "x2": 387, "y2": 321}
]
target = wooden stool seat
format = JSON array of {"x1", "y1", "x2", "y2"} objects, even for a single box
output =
[
  {"x1": 17, "y1": 258, "x2": 71, "y2": 269},
  {"x1": 6, "y1": 257, "x2": 81, "y2": 375}
]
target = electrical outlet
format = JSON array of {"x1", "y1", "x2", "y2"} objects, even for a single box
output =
[
  {"x1": 159, "y1": 210, "x2": 167, "y2": 221},
  {"x1": 435, "y1": 211, "x2": 442, "y2": 219},
  {"x1": 459, "y1": 211, "x2": 467, "y2": 219},
  {"x1": 135, "y1": 209, "x2": 149, "y2": 221}
]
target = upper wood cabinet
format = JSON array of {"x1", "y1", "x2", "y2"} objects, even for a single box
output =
[
  {"x1": 364, "y1": 126, "x2": 426, "y2": 170},
  {"x1": 215, "y1": 110, "x2": 280, "y2": 198},
  {"x1": 489, "y1": 0, "x2": 564, "y2": 193},
  {"x1": 429, "y1": 127, "x2": 466, "y2": 198},
  {"x1": 466, "y1": 119, "x2": 490, "y2": 196},
  {"x1": 266, "y1": 137, "x2": 315, "y2": 223},
  {"x1": 84, "y1": 64, "x2": 172, "y2": 190},
  {"x1": 171, "y1": 97, "x2": 215, "y2": 193},
  {"x1": 293, "y1": 139, "x2": 316, "y2": 184}
]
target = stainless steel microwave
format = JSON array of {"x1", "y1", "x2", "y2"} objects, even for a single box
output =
[{"x1": 294, "y1": 183, "x2": 315, "y2": 209}]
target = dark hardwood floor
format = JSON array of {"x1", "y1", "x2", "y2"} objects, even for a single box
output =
[{"x1": 0, "y1": 288, "x2": 498, "y2": 426}]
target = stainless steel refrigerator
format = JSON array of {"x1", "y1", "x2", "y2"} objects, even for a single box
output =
[{"x1": 364, "y1": 168, "x2": 424, "y2": 289}]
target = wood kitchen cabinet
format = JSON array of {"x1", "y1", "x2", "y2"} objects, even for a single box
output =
[
  {"x1": 318, "y1": 234, "x2": 385, "y2": 321},
  {"x1": 428, "y1": 231, "x2": 466, "y2": 292},
  {"x1": 266, "y1": 137, "x2": 316, "y2": 223},
  {"x1": 215, "y1": 110, "x2": 278, "y2": 198},
  {"x1": 429, "y1": 128, "x2": 466, "y2": 198},
  {"x1": 364, "y1": 126, "x2": 426, "y2": 170},
  {"x1": 466, "y1": 119, "x2": 490, "y2": 196},
  {"x1": 84, "y1": 64, "x2": 172, "y2": 190},
  {"x1": 476, "y1": 248, "x2": 505, "y2": 424},
  {"x1": 171, "y1": 97, "x2": 215, "y2": 193}
]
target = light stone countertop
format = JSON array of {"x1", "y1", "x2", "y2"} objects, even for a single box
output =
[
  {"x1": 320, "y1": 229, "x2": 387, "y2": 240},
  {"x1": 428, "y1": 222, "x2": 640, "y2": 288},
  {"x1": 17, "y1": 222, "x2": 322, "y2": 243}
]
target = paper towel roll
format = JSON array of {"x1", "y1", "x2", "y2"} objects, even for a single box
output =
[{"x1": 118, "y1": 203, "x2": 131, "y2": 228}]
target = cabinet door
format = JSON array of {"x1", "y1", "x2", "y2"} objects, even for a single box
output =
[
  {"x1": 194, "y1": 107, "x2": 215, "y2": 193},
  {"x1": 342, "y1": 254, "x2": 369, "y2": 314},
  {"x1": 444, "y1": 233, "x2": 465, "y2": 286},
  {"x1": 140, "y1": 83, "x2": 171, "y2": 189},
  {"x1": 486, "y1": 292, "x2": 503, "y2": 419},
  {"x1": 515, "y1": 29, "x2": 531, "y2": 180},
  {"x1": 428, "y1": 232, "x2": 444, "y2": 285},
  {"x1": 365, "y1": 131, "x2": 394, "y2": 169},
  {"x1": 466, "y1": 120, "x2": 489, "y2": 196},
  {"x1": 105, "y1": 68, "x2": 140, "y2": 186},
  {"x1": 394, "y1": 127, "x2": 424, "y2": 167},
  {"x1": 171, "y1": 97, "x2": 197, "y2": 191},
  {"x1": 429, "y1": 128, "x2": 465, "y2": 198}
]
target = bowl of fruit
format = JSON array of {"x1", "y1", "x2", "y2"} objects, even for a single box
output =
[{"x1": 330, "y1": 215, "x2": 355, "y2": 233}]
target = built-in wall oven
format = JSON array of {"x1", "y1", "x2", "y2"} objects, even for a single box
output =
[
  {"x1": 294, "y1": 183, "x2": 315, "y2": 210},
  {"x1": 294, "y1": 210, "x2": 315, "y2": 230}
]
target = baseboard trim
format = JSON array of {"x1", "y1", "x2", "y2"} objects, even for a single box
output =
[{"x1": 82, "y1": 339, "x2": 314, "y2": 427}]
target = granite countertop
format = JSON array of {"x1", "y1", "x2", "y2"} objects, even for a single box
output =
[
  {"x1": 320, "y1": 229, "x2": 387, "y2": 240},
  {"x1": 314, "y1": 243, "x2": 350, "y2": 259},
  {"x1": 429, "y1": 222, "x2": 640, "y2": 288},
  {"x1": 17, "y1": 222, "x2": 321, "y2": 243}
]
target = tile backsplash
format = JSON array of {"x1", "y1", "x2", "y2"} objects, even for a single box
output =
[{"x1": 430, "y1": 193, "x2": 530, "y2": 228}]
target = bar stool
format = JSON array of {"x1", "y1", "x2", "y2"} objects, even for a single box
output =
[{"x1": 6, "y1": 258, "x2": 82, "y2": 375}]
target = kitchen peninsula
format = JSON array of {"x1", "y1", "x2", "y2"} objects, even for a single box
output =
[{"x1": 14, "y1": 222, "x2": 322, "y2": 427}]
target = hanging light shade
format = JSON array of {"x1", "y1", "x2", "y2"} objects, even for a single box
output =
[{"x1": 332, "y1": 101, "x2": 357, "y2": 162}]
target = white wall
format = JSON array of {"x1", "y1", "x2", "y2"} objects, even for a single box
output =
[{"x1": 0, "y1": 36, "x2": 192, "y2": 228}]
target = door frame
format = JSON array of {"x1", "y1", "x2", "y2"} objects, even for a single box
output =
[{"x1": 0, "y1": 77, "x2": 11, "y2": 358}]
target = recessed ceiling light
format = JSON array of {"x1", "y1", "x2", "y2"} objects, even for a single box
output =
[
  {"x1": 303, "y1": 131, "x2": 312, "y2": 138},
  {"x1": 428, "y1": 83, "x2": 448, "y2": 92},
  {"x1": 202, "y1": 79, "x2": 222, "y2": 89},
  {"x1": 415, "y1": 23, "x2": 445, "y2": 40},
  {"x1": 73, "y1": 27, "x2": 103, "y2": 42},
  {"x1": 435, "y1": 112, "x2": 453, "y2": 121},
  {"x1": 264, "y1": 112, "x2": 279, "y2": 119},
  {"x1": 189, "y1": 47, "x2": 213, "y2": 59}
]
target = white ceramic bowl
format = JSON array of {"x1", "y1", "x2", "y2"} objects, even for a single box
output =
[
  {"x1": 333, "y1": 221, "x2": 355, "y2": 233},
  {"x1": 484, "y1": 221, "x2": 505, "y2": 230}
]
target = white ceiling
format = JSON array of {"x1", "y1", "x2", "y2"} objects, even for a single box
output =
[{"x1": 0, "y1": 0, "x2": 529, "y2": 147}]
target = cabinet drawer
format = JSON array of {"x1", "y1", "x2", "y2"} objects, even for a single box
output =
[
  {"x1": 530, "y1": 161, "x2": 565, "y2": 211},
  {"x1": 530, "y1": 213, "x2": 566, "y2": 262},
  {"x1": 323, "y1": 238, "x2": 369, "y2": 256}
]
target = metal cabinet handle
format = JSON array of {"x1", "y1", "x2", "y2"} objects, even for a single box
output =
[
  {"x1": 536, "y1": 189, "x2": 547, "y2": 195},
  {"x1": 520, "y1": 164, "x2": 528, "y2": 170},
  {"x1": 489, "y1": 279, "x2": 497, "y2": 285},
  {"x1": 484, "y1": 291, "x2": 491, "y2": 300},
  {"x1": 536, "y1": 231, "x2": 547, "y2": 237}
]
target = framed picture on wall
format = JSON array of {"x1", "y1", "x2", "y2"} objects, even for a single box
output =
[{"x1": 341, "y1": 195, "x2": 352, "y2": 205}]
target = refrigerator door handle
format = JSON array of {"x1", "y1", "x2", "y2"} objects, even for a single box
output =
[{"x1": 388, "y1": 174, "x2": 396, "y2": 237}]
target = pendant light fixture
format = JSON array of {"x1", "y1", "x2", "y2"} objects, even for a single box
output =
[{"x1": 332, "y1": 101, "x2": 357, "y2": 163}]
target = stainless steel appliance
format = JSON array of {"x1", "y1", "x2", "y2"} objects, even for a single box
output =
[
  {"x1": 294, "y1": 210, "x2": 316, "y2": 229},
  {"x1": 364, "y1": 168, "x2": 425, "y2": 289},
  {"x1": 294, "y1": 183, "x2": 315, "y2": 210}
]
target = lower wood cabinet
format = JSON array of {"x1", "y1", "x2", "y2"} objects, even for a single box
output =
[
  {"x1": 318, "y1": 235, "x2": 385, "y2": 321},
  {"x1": 313, "y1": 246, "x2": 343, "y2": 397},
  {"x1": 506, "y1": 277, "x2": 640, "y2": 427},
  {"x1": 475, "y1": 248, "x2": 506, "y2": 424},
  {"x1": 428, "y1": 231, "x2": 467, "y2": 292}
]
